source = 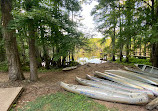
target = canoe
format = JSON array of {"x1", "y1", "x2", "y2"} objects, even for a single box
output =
[
  {"x1": 105, "y1": 70, "x2": 158, "y2": 85},
  {"x1": 135, "y1": 64, "x2": 158, "y2": 75},
  {"x1": 86, "y1": 74, "x2": 134, "y2": 88},
  {"x1": 86, "y1": 74, "x2": 154, "y2": 98},
  {"x1": 95, "y1": 71, "x2": 158, "y2": 96},
  {"x1": 124, "y1": 66, "x2": 158, "y2": 78},
  {"x1": 62, "y1": 66, "x2": 77, "y2": 71},
  {"x1": 76, "y1": 77, "x2": 148, "y2": 97},
  {"x1": 94, "y1": 71, "x2": 144, "y2": 90},
  {"x1": 60, "y1": 82, "x2": 149, "y2": 104}
]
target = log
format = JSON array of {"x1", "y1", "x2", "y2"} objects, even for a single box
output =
[{"x1": 146, "y1": 97, "x2": 158, "y2": 110}]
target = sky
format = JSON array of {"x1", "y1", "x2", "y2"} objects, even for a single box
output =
[{"x1": 78, "y1": 1, "x2": 103, "y2": 38}]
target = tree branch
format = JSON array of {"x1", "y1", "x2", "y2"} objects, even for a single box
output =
[{"x1": 141, "y1": 0, "x2": 152, "y2": 8}]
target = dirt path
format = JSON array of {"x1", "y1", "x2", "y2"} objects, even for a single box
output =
[{"x1": 0, "y1": 62, "x2": 154, "y2": 111}]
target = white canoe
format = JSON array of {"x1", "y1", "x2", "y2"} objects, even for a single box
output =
[
  {"x1": 94, "y1": 71, "x2": 144, "y2": 89},
  {"x1": 95, "y1": 71, "x2": 158, "y2": 96},
  {"x1": 76, "y1": 77, "x2": 147, "y2": 97},
  {"x1": 124, "y1": 66, "x2": 158, "y2": 78},
  {"x1": 105, "y1": 70, "x2": 158, "y2": 85},
  {"x1": 135, "y1": 64, "x2": 158, "y2": 75},
  {"x1": 86, "y1": 74, "x2": 154, "y2": 98},
  {"x1": 60, "y1": 82, "x2": 149, "y2": 104},
  {"x1": 62, "y1": 66, "x2": 77, "y2": 71}
]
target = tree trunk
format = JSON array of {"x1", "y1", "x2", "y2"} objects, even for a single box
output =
[
  {"x1": 144, "y1": 43, "x2": 146, "y2": 56},
  {"x1": 20, "y1": 37, "x2": 26, "y2": 65},
  {"x1": 119, "y1": 45, "x2": 123, "y2": 62},
  {"x1": 62, "y1": 56, "x2": 66, "y2": 66},
  {"x1": 139, "y1": 37, "x2": 142, "y2": 56},
  {"x1": 1, "y1": 0, "x2": 24, "y2": 81},
  {"x1": 151, "y1": 43, "x2": 158, "y2": 67},
  {"x1": 112, "y1": 27, "x2": 116, "y2": 61},
  {"x1": 72, "y1": 52, "x2": 74, "y2": 61},
  {"x1": 150, "y1": 0, "x2": 158, "y2": 67},
  {"x1": 29, "y1": 32, "x2": 38, "y2": 81},
  {"x1": 36, "y1": 46, "x2": 42, "y2": 68},
  {"x1": 0, "y1": 30, "x2": 5, "y2": 62},
  {"x1": 126, "y1": 44, "x2": 130, "y2": 62}
]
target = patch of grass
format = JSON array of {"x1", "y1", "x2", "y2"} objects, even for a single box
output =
[
  {"x1": 115, "y1": 57, "x2": 152, "y2": 66},
  {"x1": 17, "y1": 92, "x2": 117, "y2": 111}
]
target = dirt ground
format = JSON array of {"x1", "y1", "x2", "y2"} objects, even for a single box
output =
[{"x1": 0, "y1": 62, "x2": 156, "y2": 111}]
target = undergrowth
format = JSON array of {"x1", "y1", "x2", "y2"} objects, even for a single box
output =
[{"x1": 115, "y1": 57, "x2": 152, "y2": 66}]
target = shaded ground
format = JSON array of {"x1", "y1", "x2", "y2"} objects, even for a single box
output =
[{"x1": 0, "y1": 62, "x2": 154, "y2": 111}]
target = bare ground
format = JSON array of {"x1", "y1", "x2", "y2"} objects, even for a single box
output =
[{"x1": 0, "y1": 62, "x2": 155, "y2": 111}]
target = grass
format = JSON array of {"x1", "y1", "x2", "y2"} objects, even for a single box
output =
[
  {"x1": 16, "y1": 92, "x2": 117, "y2": 111},
  {"x1": 115, "y1": 57, "x2": 152, "y2": 66}
]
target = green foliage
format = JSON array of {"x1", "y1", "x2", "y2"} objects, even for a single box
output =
[
  {"x1": 68, "y1": 61, "x2": 80, "y2": 66},
  {"x1": 115, "y1": 57, "x2": 152, "y2": 66},
  {"x1": 129, "y1": 57, "x2": 152, "y2": 65},
  {"x1": 17, "y1": 92, "x2": 117, "y2": 111},
  {"x1": 92, "y1": 0, "x2": 158, "y2": 64},
  {"x1": 0, "y1": 61, "x2": 8, "y2": 72},
  {"x1": 9, "y1": 0, "x2": 87, "y2": 69}
]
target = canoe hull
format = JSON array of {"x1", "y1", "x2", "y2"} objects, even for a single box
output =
[
  {"x1": 95, "y1": 71, "x2": 158, "y2": 96},
  {"x1": 86, "y1": 74, "x2": 154, "y2": 98},
  {"x1": 76, "y1": 76, "x2": 147, "y2": 98},
  {"x1": 60, "y1": 82, "x2": 149, "y2": 104},
  {"x1": 135, "y1": 64, "x2": 158, "y2": 75}
]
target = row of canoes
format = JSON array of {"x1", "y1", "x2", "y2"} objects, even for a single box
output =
[{"x1": 60, "y1": 64, "x2": 158, "y2": 105}]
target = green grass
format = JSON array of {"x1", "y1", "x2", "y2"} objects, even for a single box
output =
[
  {"x1": 115, "y1": 57, "x2": 152, "y2": 66},
  {"x1": 16, "y1": 92, "x2": 117, "y2": 111}
]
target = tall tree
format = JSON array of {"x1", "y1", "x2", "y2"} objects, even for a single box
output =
[{"x1": 1, "y1": 0, "x2": 24, "y2": 80}]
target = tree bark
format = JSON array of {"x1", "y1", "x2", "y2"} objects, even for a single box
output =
[
  {"x1": 29, "y1": 31, "x2": 38, "y2": 81},
  {"x1": 0, "y1": 30, "x2": 5, "y2": 62},
  {"x1": 151, "y1": 43, "x2": 158, "y2": 67},
  {"x1": 126, "y1": 44, "x2": 130, "y2": 62},
  {"x1": 150, "y1": 0, "x2": 158, "y2": 67},
  {"x1": 112, "y1": 27, "x2": 116, "y2": 61},
  {"x1": 1, "y1": 0, "x2": 24, "y2": 80}
]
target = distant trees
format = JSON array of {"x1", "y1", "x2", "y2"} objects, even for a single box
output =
[
  {"x1": 92, "y1": 0, "x2": 158, "y2": 67},
  {"x1": 0, "y1": 0, "x2": 86, "y2": 81}
]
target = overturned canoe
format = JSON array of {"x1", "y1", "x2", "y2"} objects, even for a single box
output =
[
  {"x1": 76, "y1": 77, "x2": 148, "y2": 97},
  {"x1": 60, "y1": 82, "x2": 149, "y2": 104},
  {"x1": 105, "y1": 70, "x2": 158, "y2": 85},
  {"x1": 124, "y1": 66, "x2": 158, "y2": 78},
  {"x1": 95, "y1": 71, "x2": 158, "y2": 96},
  {"x1": 135, "y1": 64, "x2": 158, "y2": 75},
  {"x1": 94, "y1": 71, "x2": 143, "y2": 89},
  {"x1": 86, "y1": 74, "x2": 154, "y2": 98},
  {"x1": 62, "y1": 66, "x2": 77, "y2": 71}
]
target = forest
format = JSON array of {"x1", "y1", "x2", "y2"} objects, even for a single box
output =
[
  {"x1": 0, "y1": 0, "x2": 158, "y2": 82},
  {"x1": 91, "y1": 0, "x2": 158, "y2": 66}
]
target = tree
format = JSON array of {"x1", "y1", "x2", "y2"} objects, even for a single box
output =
[
  {"x1": 91, "y1": 0, "x2": 119, "y2": 61},
  {"x1": 1, "y1": 0, "x2": 25, "y2": 81}
]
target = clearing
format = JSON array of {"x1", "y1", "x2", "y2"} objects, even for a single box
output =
[{"x1": 0, "y1": 62, "x2": 155, "y2": 111}]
